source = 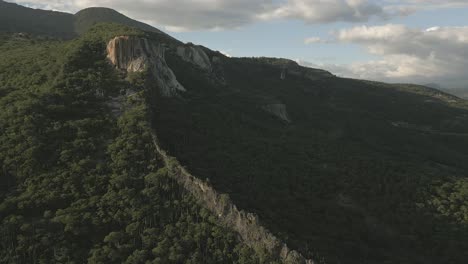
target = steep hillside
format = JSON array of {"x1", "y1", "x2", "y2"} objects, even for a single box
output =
[
  {"x1": 74, "y1": 7, "x2": 163, "y2": 35},
  {"x1": 0, "y1": 1, "x2": 164, "y2": 38},
  {"x1": 156, "y1": 37, "x2": 468, "y2": 264},
  {"x1": 0, "y1": 0, "x2": 75, "y2": 38},
  {"x1": 0, "y1": 25, "x2": 270, "y2": 264}
]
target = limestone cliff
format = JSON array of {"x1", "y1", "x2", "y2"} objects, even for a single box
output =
[
  {"x1": 107, "y1": 36, "x2": 185, "y2": 97},
  {"x1": 176, "y1": 44, "x2": 212, "y2": 71}
]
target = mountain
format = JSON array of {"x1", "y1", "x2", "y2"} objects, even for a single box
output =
[
  {"x1": 0, "y1": 0, "x2": 75, "y2": 38},
  {"x1": 1, "y1": 3, "x2": 468, "y2": 264},
  {"x1": 74, "y1": 7, "x2": 163, "y2": 35},
  {"x1": 443, "y1": 88, "x2": 468, "y2": 100},
  {"x1": 0, "y1": 0, "x2": 163, "y2": 38},
  {"x1": 423, "y1": 83, "x2": 468, "y2": 100}
]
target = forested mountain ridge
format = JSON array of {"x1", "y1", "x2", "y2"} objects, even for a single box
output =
[
  {"x1": 1, "y1": 3, "x2": 468, "y2": 264},
  {"x1": 0, "y1": 0, "x2": 163, "y2": 38},
  {"x1": 0, "y1": 24, "x2": 274, "y2": 264}
]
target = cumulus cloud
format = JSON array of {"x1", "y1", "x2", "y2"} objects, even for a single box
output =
[
  {"x1": 259, "y1": 0, "x2": 385, "y2": 23},
  {"x1": 304, "y1": 37, "x2": 328, "y2": 44},
  {"x1": 9, "y1": 0, "x2": 276, "y2": 31},
  {"x1": 304, "y1": 25, "x2": 468, "y2": 88},
  {"x1": 11, "y1": 0, "x2": 387, "y2": 30},
  {"x1": 10, "y1": 0, "x2": 465, "y2": 31}
]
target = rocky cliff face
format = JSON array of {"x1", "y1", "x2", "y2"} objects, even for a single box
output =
[
  {"x1": 176, "y1": 44, "x2": 212, "y2": 71},
  {"x1": 107, "y1": 36, "x2": 185, "y2": 97}
]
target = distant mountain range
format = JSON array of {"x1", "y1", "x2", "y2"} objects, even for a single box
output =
[
  {"x1": 448, "y1": 88, "x2": 468, "y2": 99},
  {"x1": 424, "y1": 83, "x2": 468, "y2": 99}
]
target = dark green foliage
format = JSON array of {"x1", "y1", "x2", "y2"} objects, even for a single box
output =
[
  {"x1": 0, "y1": 29, "x2": 262, "y2": 264},
  {"x1": 156, "y1": 54, "x2": 468, "y2": 264},
  {"x1": 74, "y1": 7, "x2": 163, "y2": 35},
  {"x1": 0, "y1": 0, "x2": 75, "y2": 38},
  {"x1": 0, "y1": 1, "x2": 165, "y2": 39},
  {"x1": 2, "y1": 3, "x2": 468, "y2": 262}
]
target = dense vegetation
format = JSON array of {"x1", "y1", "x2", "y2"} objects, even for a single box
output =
[
  {"x1": 157, "y1": 52, "x2": 468, "y2": 263},
  {"x1": 1, "y1": 3, "x2": 468, "y2": 263},
  {"x1": 74, "y1": 7, "x2": 162, "y2": 35},
  {"x1": 0, "y1": 0, "x2": 162, "y2": 39},
  {"x1": 0, "y1": 25, "x2": 265, "y2": 263},
  {"x1": 0, "y1": 0, "x2": 75, "y2": 38}
]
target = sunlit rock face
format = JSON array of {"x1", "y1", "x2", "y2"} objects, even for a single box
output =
[
  {"x1": 176, "y1": 44, "x2": 212, "y2": 71},
  {"x1": 107, "y1": 36, "x2": 185, "y2": 97}
]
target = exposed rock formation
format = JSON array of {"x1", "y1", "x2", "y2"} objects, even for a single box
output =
[
  {"x1": 176, "y1": 44, "x2": 212, "y2": 71},
  {"x1": 263, "y1": 103, "x2": 291, "y2": 123},
  {"x1": 150, "y1": 133, "x2": 314, "y2": 264},
  {"x1": 263, "y1": 58, "x2": 334, "y2": 81},
  {"x1": 107, "y1": 36, "x2": 185, "y2": 97}
]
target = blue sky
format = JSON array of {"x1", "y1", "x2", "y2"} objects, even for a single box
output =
[
  {"x1": 9, "y1": 0, "x2": 468, "y2": 88},
  {"x1": 169, "y1": 4, "x2": 468, "y2": 86}
]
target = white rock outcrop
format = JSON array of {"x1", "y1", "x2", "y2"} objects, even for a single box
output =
[
  {"x1": 176, "y1": 45, "x2": 212, "y2": 71},
  {"x1": 107, "y1": 36, "x2": 185, "y2": 97}
]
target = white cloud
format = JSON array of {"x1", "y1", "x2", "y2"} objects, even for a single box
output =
[
  {"x1": 304, "y1": 37, "x2": 327, "y2": 44},
  {"x1": 259, "y1": 0, "x2": 385, "y2": 23},
  {"x1": 10, "y1": 0, "x2": 468, "y2": 31},
  {"x1": 306, "y1": 25, "x2": 468, "y2": 88},
  {"x1": 335, "y1": 24, "x2": 468, "y2": 59},
  {"x1": 9, "y1": 0, "x2": 276, "y2": 31}
]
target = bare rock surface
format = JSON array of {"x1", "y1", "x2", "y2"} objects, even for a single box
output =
[
  {"x1": 107, "y1": 36, "x2": 185, "y2": 97},
  {"x1": 176, "y1": 44, "x2": 212, "y2": 71}
]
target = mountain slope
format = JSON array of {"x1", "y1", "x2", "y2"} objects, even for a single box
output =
[
  {"x1": 0, "y1": 1, "x2": 163, "y2": 38},
  {"x1": 74, "y1": 7, "x2": 163, "y2": 35},
  {"x1": 157, "y1": 51, "x2": 468, "y2": 263},
  {"x1": 0, "y1": 25, "x2": 267, "y2": 264},
  {"x1": 0, "y1": 0, "x2": 75, "y2": 38}
]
